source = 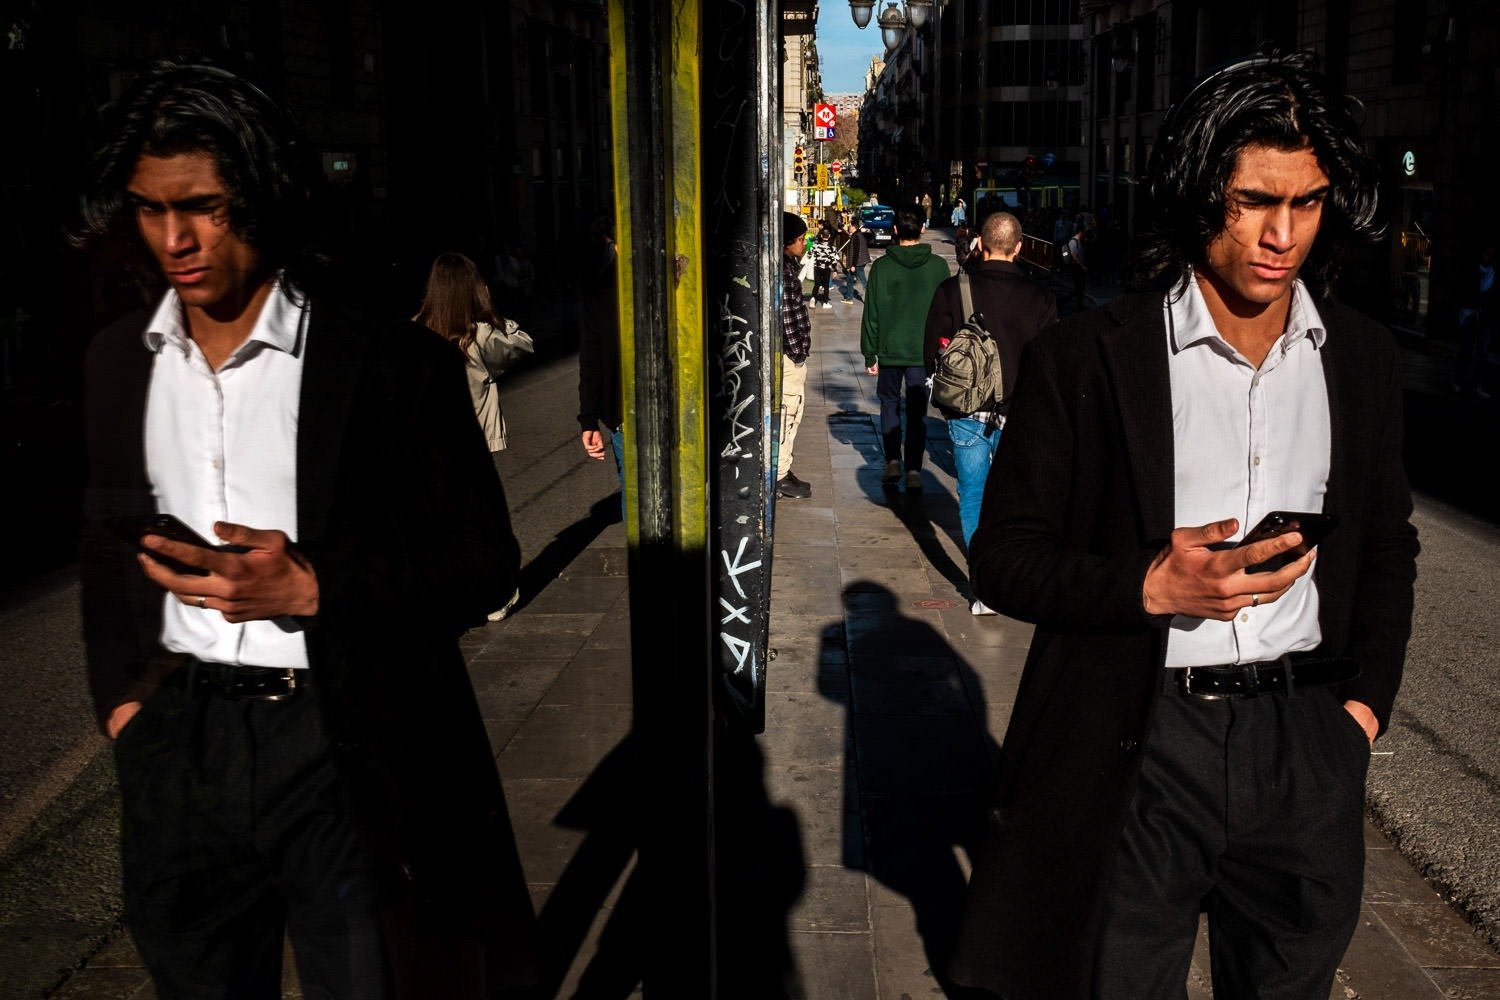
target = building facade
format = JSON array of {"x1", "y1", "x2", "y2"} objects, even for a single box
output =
[
  {"x1": 927, "y1": 0, "x2": 1087, "y2": 226},
  {"x1": 1080, "y1": 0, "x2": 1498, "y2": 334}
]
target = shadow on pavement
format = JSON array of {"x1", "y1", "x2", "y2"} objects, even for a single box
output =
[
  {"x1": 534, "y1": 726, "x2": 806, "y2": 997},
  {"x1": 820, "y1": 583, "x2": 1000, "y2": 998},
  {"x1": 512, "y1": 495, "x2": 623, "y2": 616}
]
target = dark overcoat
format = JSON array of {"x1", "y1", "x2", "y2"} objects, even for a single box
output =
[
  {"x1": 949, "y1": 291, "x2": 1419, "y2": 998},
  {"x1": 78, "y1": 298, "x2": 541, "y2": 991}
]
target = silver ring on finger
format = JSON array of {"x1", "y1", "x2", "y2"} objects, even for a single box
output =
[
  {"x1": 196, "y1": 595, "x2": 208, "y2": 609},
  {"x1": 1250, "y1": 593, "x2": 1260, "y2": 608}
]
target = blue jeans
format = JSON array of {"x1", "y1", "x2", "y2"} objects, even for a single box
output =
[
  {"x1": 949, "y1": 417, "x2": 1001, "y2": 549},
  {"x1": 610, "y1": 426, "x2": 626, "y2": 517}
]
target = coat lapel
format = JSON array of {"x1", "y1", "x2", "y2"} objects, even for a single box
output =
[
  {"x1": 297, "y1": 300, "x2": 367, "y2": 545},
  {"x1": 1314, "y1": 302, "x2": 1351, "y2": 515},
  {"x1": 1098, "y1": 294, "x2": 1176, "y2": 542}
]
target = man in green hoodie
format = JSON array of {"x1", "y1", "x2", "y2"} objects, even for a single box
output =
[{"x1": 861, "y1": 207, "x2": 952, "y2": 490}]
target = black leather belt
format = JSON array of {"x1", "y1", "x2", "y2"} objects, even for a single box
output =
[
  {"x1": 180, "y1": 662, "x2": 304, "y2": 700},
  {"x1": 1170, "y1": 655, "x2": 1360, "y2": 700}
]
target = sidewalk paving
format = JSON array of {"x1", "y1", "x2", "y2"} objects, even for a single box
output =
[{"x1": 48, "y1": 232, "x2": 1500, "y2": 998}]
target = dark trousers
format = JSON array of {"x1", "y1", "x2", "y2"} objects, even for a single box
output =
[
  {"x1": 1092, "y1": 679, "x2": 1371, "y2": 999},
  {"x1": 114, "y1": 667, "x2": 390, "y2": 999},
  {"x1": 877, "y1": 364, "x2": 929, "y2": 469},
  {"x1": 813, "y1": 266, "x2": 832, "y2": 304}
]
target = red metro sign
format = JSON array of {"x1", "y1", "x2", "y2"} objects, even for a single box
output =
[{"x1": 813, "y1": 102, "x2": 836, "y2": 141}]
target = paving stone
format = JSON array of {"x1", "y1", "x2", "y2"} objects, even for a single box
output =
[
  {"x1": 1369, "y1": 902, "x2": 1500, "y2": 969},
  {"x1": 1338, "y1": 907, "x2": 1449, "y2": 998},
  {"x1": 521, "y1": 573, "x2": 629, "y2": 614},
  {"x1": 539, "y1": 657, "x2": 631, "y2": 708},
  {"x1": 469, "y1": 658, "x2": 569, "y2": 720},
  {"x1": 1365, "y1": 844, "x2": 1447, "y2": 904},
  {"x1": 788, "y1": 930, "x2": 879, "y2": 999},
  {"x1": 498, "y1": 705, "x2": 630, "y2": 780},
  {"x1": 871, "y1": 903, "x2": 961, "y2": 1000},
  {"x1": 789, "y1": 866, "x2": 871, "y2": 933},
  {"x1": 765, "y1": 763, "x2": 854, "y2": 868},
  {"x1": 1426, "y1": 967, "x2": 1500, "y2": 998}
]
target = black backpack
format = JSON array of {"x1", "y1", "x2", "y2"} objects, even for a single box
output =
[{"x1": 930, "y1": 273, "x2": 1004, "y2": 417}]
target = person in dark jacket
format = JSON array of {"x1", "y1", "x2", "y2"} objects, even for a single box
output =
[
  {"x1": 74, "y1": 60, "x2": 538, "y2": 996},
  {"x1": 862, "y1": 208, "x2": 950, "y2": 491},
  {"x1": 922, "y1": 210, "x2": 1056, "y2": 614},
  {"x1": 949, "y1": 52, "x2": 1418, "y2": 999},
  {"x1": 840, "y1": 220, "x2": 870, "y2": 302},
  {"x1": 578, "y1": 215, "x2": 626, "y2": 506}
]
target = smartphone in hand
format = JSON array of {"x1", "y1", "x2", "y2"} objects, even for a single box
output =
[
  {"x1": 105, "y1": 514, "x2": 250, "y2": 576},
  {"x1": 1238, "y1": 510, "x2": 1338, "y2": 573}
]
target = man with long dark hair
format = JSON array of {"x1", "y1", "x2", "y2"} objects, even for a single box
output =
[
  {"x1": 75, "y1": 60, "x2": 538, "y2": 996},
  {"x1": 949, "y1": 52, "x2": 1418, "y2": 998}
]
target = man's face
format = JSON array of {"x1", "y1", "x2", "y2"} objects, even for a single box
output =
[
  {"x1": 786, "y1": 236, "x2": 806, "y2": 260},
  {"x1": 1200, "y1": 143, "x2": 1330, "y2": 310},
  {"x1": 127, "y1": 152, "x2": 265, "y2": 316}
]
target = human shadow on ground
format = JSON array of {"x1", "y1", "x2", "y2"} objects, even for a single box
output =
[
  {"x1": 819, "y1": 582, "x2": 1001, "y2": 998},
  {"x1": 533, "y1": 724, "x2": 806, "y2": 998},
  {"x1": 511, "y1": 495, "x2": 623, "y2": 616},
  {"x1": 825, "y1": 411, "x2": 970, "y2": 597}
]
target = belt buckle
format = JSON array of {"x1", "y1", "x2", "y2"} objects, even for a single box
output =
[
  {"x1": 259, "y1": 670, "x2": 297, "y2": 701},
  {"x1": 1180, "y1": 667, "x2": 1229, "y2": 701},
  {"x1": 229, "y1": 668, "x2": 299, "y2": 701}
]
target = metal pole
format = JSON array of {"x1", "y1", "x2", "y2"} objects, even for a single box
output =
[{"x1": 607, "y1": 0, "x2": 715, "y2": 993}]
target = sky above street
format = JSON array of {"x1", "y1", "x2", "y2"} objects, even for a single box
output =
[{"x1": 816, "y1": 2, "x2": 888, "y2": 95}]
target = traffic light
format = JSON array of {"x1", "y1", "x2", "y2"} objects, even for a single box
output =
[{"x1": 793, "y1": 146, "x2": 805, "y2": 181}]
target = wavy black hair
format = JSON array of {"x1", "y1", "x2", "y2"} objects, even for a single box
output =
[
  {"x1": 74, "y1": 59, "x2": 323, "y2": 294},
  {"x1": 1135, "y1": 49, "x2": 1382, "y2": 299}
]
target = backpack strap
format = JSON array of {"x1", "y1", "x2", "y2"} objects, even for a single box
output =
[{"x1": 958, "y1": 271, "x2": 975, "y2": 322}]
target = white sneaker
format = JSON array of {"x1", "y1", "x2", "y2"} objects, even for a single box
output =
[
  {"x1": 970, "y1": 599, "x2": 997, "y2": 616},
  {"x1": 487, "y1": 588, "x2": 521, "y2": 622}
]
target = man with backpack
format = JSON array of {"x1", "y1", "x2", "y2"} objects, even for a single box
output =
[{"x1": 923, "y1": 212, "x2": 1056, "y2": 613}]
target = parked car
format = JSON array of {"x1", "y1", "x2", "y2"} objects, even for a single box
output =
[{"x1": 859, "y1": 204, "x2": 896, "y2": 247}]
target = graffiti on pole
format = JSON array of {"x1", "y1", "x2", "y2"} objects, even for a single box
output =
[{"x1": 705, "y1": 0, "x2": 774, "y2": 732}]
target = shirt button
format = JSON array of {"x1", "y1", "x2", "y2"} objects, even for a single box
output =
[
  {"x1": 1253, "y1": 456, "x2": 1262, "y2": 466},
  {"x1": 1240, "y1": 613, "x2": 1250, "y2": 623}
]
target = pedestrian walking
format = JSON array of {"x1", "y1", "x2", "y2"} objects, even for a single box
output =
[
  {"x1": 810, "y1": 225, "x2": 839, "y2": 309},
  {"x1": 1063, "y1": 222, "x2": 1088, "y2": 308},
  {"x1": 777, "y1": 212, "x2": 813, "y2": 499},
  {"x1": 840, "y1": 221, "x2": 870, "y2": 302},
  {"x1": 922, "y1": 211, "x2": 1056, "y2": 613},
  {"x1": 950, "y1": 197, "x2": 966, "y2": 228},
  {"x1": 74, "y1": 60, "x2": 540, "y2": 996},
  {"x1": 414, "y1": 252, "x2": 532, "y2": 621},
  {"x1": 920, "y1": 192, "x2": 932, "y2": 232},
  {"x1": 861, "y1": 207, "x2": 950, "y2": 491},
  {"x1": 578, "y1": 215, "x2": 628, "y2": 504},
  {"x1": 949, "y1": 52, "x2": 1418, "y2": 1000}
]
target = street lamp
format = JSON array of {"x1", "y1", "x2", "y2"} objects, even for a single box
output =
[{"x1": 849, "y1": 0, "x2": 932, "y2": 50}]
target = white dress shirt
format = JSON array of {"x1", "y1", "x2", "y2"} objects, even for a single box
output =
[
  {"x1": 1163, "y1": 274, "x2": 1331, "y2": 668},
  {"x1": 143, "y1": 278, "x2": 310, "y2": 668}
]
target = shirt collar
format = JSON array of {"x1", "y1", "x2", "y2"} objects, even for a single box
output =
[
  {"x1": 1167, "y1": 270, "x2": 1327, "y2": 356},
  {"x1": 142, "y1": 275, "x2": 309, "y2": 359}
]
